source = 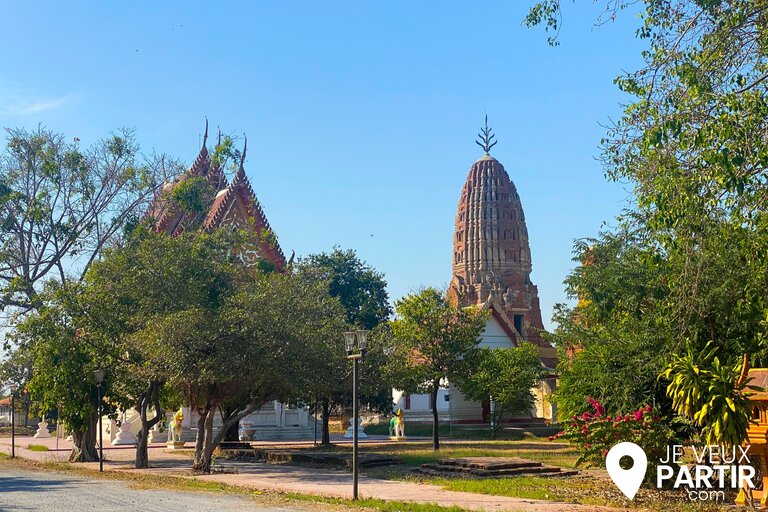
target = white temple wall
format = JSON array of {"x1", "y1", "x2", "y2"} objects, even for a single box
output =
[{"x1": 393, "y1": 317, "x2": 555, "y2": 423}]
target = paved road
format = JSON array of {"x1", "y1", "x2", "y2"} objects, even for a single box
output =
[{"x1": 0, "y1": 465, "x2": 298, "y2": 512}]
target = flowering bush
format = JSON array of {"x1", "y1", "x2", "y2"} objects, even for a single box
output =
[{"x1": 550, "y1": 398, "x2": 674, "y2": 473}]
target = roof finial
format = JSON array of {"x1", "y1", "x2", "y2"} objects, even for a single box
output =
[
  {"x1": 202, "y1": 117, "x2": 209, "y2": 148},
  {"x1": 237, "y1": 134, "x2": 247, "y2": 178},
  {"x1": 240, "y1": 134, "x2": 247, "y2": 168},
  {"x1": 475, "y1": 114, "x2": 497, "y2": 155}
]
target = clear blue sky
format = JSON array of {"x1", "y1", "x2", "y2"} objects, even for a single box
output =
[{"x1": 1, "y1": 2, "x2": 645, "y2": 329}]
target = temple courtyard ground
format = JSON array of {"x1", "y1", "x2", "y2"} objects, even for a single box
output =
[
  {"x1": 0, "y1": 465, "x2": 298, "y2": 512},
  {"x1": 0, "y1": 435, "x2": 739, "y2": 511}
]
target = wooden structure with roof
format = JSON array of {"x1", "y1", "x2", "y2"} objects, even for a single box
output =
[
  {"x1": 737, "y1": 368, "x2": 768, "y2": 507},
  {"x1": 145, "y1": 120, "x2": 287, "y2": 270}
]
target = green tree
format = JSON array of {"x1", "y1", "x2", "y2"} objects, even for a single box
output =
[
  {"x1": 302, "y1": 248, "x2": 392, "y2": 330},
  {"x1": 0, "y1": 127, "x2": 178, "y2": 312},
  {"x1": 297, "y1": 248, "x2": 392, "y2": 444},
  {"x1": 461, "y1": 344, "x2": 545, "y2": 438},
  {"x1": 73, "y1": 227, "x2": 345, "y2": 472},
  {"x1": 0, "y1": 345, "x2": 33, "y2": 426},
  {"x1": 383, "y1": 288, "x2": 487, "y2": 451},
  {"x1": 13, "y1": 284, "x2": 120, "y2": 462},
  {"x1": 0, "y1": 127, "x2": 180, "y2": 425},
  {"x1": 547, "y1": 230, "x2": 674, "y2": 419}
]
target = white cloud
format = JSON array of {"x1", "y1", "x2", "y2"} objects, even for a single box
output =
[{"x1": 0, "y1": 88, "x2": 77, "y2": 117}]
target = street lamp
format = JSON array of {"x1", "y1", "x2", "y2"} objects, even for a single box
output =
[
  {"x1": 345, "y1": 329, "x2": 368, "y2": 500},
  {"x1": 93, "y1": 369, "x2": 105, "y2": 472},
  {"x1": 9, "y1": 383, "x2": 17, "y2": 459}
]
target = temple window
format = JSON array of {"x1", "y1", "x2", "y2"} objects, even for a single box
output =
[{"x1": 514, "y1": 315, "x2": 525, "y2": 337}]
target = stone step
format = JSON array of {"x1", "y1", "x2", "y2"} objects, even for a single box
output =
[
  {"x1": 418, "y1": 457, "x2": 579, "y2": 479},
  {"x1": 437, "y1": 457, "x2": 542, "y2": 470},
  {"x1": 415, "y1": 465, "x2": 578, "y2": 478},
  {"x1": 255, "y1": 449, "x2": 402, "y2": 468},
  {"x1": 468, "y1": 466, "x2": 571, "y2": 477}
]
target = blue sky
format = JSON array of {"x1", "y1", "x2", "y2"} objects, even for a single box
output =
[{"x1": 1, "y1": 2, "x2": 646, "y2": 329}]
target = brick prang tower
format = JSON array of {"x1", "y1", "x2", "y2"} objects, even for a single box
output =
[{"x1": 448, "y1": 117, "x2": 556, "y2": 368}]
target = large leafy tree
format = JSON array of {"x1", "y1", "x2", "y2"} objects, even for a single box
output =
[
  {"x1": 297, "y1": 248, "x2": 392, "y2": 444},
  {"x1": 0, "y1": 345, "x2": 33, "y2": 426},
  {"x1": 526, "y1": 0, "x2": 768, "y2": 441},
  {"x1": 383, "y1": 288, "x2": 486, "y2": 451},
  {"x1": 13, "y1": 284, "x2": 120, "y2": 462},
  {"x1": 74, "y1": 228, "x2": 345, "y2": 472},
  {"x1": 547, "y1": 230, "x2": 674, "y2": 418},
  {"x1": 461, "y1": 344, "x2": 545, "y2": 438},
  {"x1": 0, "y1": 127, "x2": 180, "y2": 423},
  {"x1": 0, "y1": 127, "x2": 178, "y2": 312},
  {"x1": 71, "y1": 228, "x2": 243, "y2": 468}
]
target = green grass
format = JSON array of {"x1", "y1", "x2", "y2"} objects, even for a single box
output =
[
  {"x1": 355, "y1": 440, "x2": 740, "y2": 511},
  {"x1": 27, "y1": 444, "x2": 50, "y2": 452},
  {"x1": 363, "y1": 422, "x2": 551, "y2": 441},
  {"x1": 360, "y1": 440, "x2": 579, "y2": 468},
  {"x1": 433, "y1": 475, "x2": 737, "y2": 511}
]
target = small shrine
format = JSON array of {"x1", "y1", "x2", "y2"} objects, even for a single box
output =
[{"x1": 737, "y1": 368, "x2": 768, "y2": 508}]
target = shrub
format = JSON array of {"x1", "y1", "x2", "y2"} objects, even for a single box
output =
[{"x1": 550, "y1": 398, "x2": 674, "y2": 476}]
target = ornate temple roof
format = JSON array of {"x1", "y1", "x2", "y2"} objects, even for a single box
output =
[
  {"x1": 449, "y1": 117, "x2": 556, "y2": 367},
  {"x1": 145, "y1": 122, "x2": 286, "y2": 270}
]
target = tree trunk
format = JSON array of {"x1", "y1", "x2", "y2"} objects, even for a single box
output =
[
  {"x1": 431, "y1": 381, "x2": 440, "y2": 451},
  {"x1": 69, "y1": 413, "x2": 99, "y2": 462},
  {"x1": 135, "y1": 423, "x2": 150, "y2": 469},
  {"x1": 193, "y1": 408, "x2": 209, "y2": 468},
  {"x1": 197, "y1": 413, "x2": 215, "y2": 473},
  {"x1": 321, "y1": 400, "x2": 331, "y2": 445},
  {"x1": 222, "y1": 405, "x2": 239, "y2": 442},
  {"x1": 135, "y1": 381, "x2": 163, "y2": 469},
  {"x1": 192, "y1": 402, "x2": 263, "y2": 473},
  {"x1": 22, "y1": 396, "x2": 31, "y2": 427}
]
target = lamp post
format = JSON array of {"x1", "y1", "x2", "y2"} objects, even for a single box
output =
[
  {"x1": 9, "y1": 383, "x2": 17, "y2": 459},
  {"x1": 93, "y1": 369, "x2": 105, "y2": 472},
  {"x1": 344, "y1": 329, "x2": 368, "y2": 501}
]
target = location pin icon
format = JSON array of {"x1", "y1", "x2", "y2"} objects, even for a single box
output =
[{"x1": 605, "y1": 442, "x2": 647, "y2": 500}]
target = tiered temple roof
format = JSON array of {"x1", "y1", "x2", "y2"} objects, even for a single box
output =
[{"x1": 145, "y1": 121, "x2": 286, "y2": 270}]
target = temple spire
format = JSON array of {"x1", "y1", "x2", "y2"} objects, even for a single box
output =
[
  {"x1": 237, "y1": 135, "x2": 247, "y2": 178},
  {"x1": 202, "y1": 117, "x2": 209, "y2": 148},
  {"x1": 475, "y1": 114, "x2": 497, "y2": 155}
]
